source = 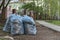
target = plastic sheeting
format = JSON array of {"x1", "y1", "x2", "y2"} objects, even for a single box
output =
[
  {"x1": 23, "y1": 15, "x2": 37, "y2": 35},
  {"x1": 3, "y1": 17, "x2": 11, "y2": 32},
  {"x1": 3, "y1": 14, "x2": 37, "y2": 35},
  {"x1": 10, "y1": 19, "x2": 24, "y2": 35},
  {"x1": 3, "y1": 14, "x2": 24, "y2": 35}
]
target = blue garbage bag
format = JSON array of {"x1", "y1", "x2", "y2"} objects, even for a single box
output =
[
  {"x1": 3, "y1": 17, "x2": 11, "y2": 32},
  {"x1": 23, "y1": 15, "x2": 37, "y2": 35},
  {"x1": 3, "y1": 14, "x2": 24, "y2": 35},
  {"x1": 10, "y1": 19, "x2": 24, "y2": 35},
  {"x1": 3, "y1": 14, "x2": 16, "y2": 32}
]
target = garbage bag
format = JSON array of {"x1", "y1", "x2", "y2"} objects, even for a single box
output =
[
  {"x1": 24, "y1": 23, "x2": 37, "y2": 35},
  {"x1": 11, "y1": 19, "x2": 24, "y2": 35},
  {"x1": 3, "y1": 14, "x2": 17, "y2": 32},
  {"x1": 23, "y1": 15, "x2": 35, "y2": 25},
  {"x1": 3, "y1": 17, "x2": 11, "y2": 32},
  {"x1": 3, "y1": 14, "x2": 24, "y2": 35},
  {"x1": 23, "y1": 15, "x2": 37, "y2": 35},
  {"x1": 3, "y1": 19, "x2": 11, "y2": 32},
  {"x1": 10, "y1": 14, "x2": 24, "y2": 35}
]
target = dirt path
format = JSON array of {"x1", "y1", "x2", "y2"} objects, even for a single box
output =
[{"x1": 0, "y1": 22, "x2": 60, "y2": 40}]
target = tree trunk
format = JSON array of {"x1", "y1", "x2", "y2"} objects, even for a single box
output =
[
  {"x1": 1, "y1": 0, "x2": 10, "y2": 20},
  {"x1": 1, "y1": 7, "x2": 7, "y2": 20}
]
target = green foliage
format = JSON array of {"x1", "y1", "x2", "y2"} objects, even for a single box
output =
[
  {"x1": 43, "y1": 0, "x2": 60, "y2": 20},
  {"x1": 22, "y1": 2, "x2": 35, "y2": 10},
  {"x1": 22, "y1": 0, "x2": 60, "y2": 20},
  {"x1": 22, "y1": 2, "x2": 43, "y2": 13}
]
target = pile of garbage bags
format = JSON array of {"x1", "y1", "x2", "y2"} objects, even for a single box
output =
[
  {"x1": 23, "y1": 15, "x2": 37, "y2": 34},
  {"x1": 3, "y1": 14, "x2": 37, "y2": 35}
]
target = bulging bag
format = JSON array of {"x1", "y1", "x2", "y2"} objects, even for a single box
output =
[
  {"x1": 3, "y1": 14, "x2": 16, "y2": 32},
  {"x1": 3, "y1": 14, "x2": 24, "y2": 35},
  {"x1": 11, "y1": 19, "x2": 24, "y2": 35},
  {"x1": 24, "y1": 23, "x2": 37, "y2": 35},
  {"x1": 23, "y1": 15, "x2": 37, "y2": 35},
  {"x1": 3, "y1": 17, "x2": 11, "y2": 32}
]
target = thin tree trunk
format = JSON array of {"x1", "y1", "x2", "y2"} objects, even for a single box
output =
[
  {"x1": 1, "y1": 0, "x2": 11, "y2": 20},
  {"x1": 0, "y1": 0, "x2": 4, "y2": 9},
  {"x1": 1, "y1": 0, "x2": 5, "y2": 20}
]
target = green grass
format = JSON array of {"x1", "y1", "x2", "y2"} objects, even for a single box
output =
[{"x1": 47, "y1": 20, "x2": 60, "y2": 26}]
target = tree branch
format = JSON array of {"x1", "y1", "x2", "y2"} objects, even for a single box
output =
[
  {"x1": 0, "y1": 0, "x2": 5, "y2": 9},
  {"x1": 5, "y1": 0, "x2": 11, "y2": 8}
]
